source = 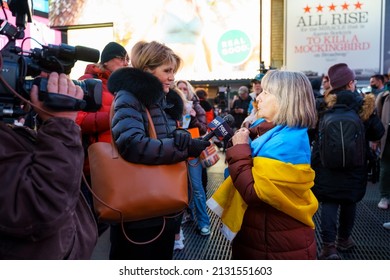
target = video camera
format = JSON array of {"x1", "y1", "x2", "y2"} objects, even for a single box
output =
[{"x1": 0, "y1": 0, "x2": 102, "y2": 122}]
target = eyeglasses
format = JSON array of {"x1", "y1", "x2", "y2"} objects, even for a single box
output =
[{"x1": 115, "y1": 56, "x2": 130, "y2": 63}]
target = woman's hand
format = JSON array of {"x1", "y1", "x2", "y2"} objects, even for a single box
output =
[
  {"x1": 189, "y1": 108, "x2": 196, "y2": 117},
  {"x1": 232, "y1": 127, "x2": 250, "y2": 145}
]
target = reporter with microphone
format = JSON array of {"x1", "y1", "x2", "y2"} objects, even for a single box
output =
[
  {"x1": 0, "y1": 72, "x2": 98, "y2": 259},
  {"x1": 107, "y1": 41, "x2": 210, "y2": 260},
  {"x1": 207, "y1": 70, "x2": 319, "y2": 259}
]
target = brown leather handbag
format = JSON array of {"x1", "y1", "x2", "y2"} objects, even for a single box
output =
[{"x1": 88, "y1": 105, "x2": 188, "y2": 224}]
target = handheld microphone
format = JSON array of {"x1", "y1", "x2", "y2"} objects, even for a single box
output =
[{"x1": 202, "y1": 114, "x2": 235, "y2": 142}]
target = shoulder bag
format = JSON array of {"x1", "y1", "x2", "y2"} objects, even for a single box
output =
[{"x1": 88, "y1": 105, "x2": 189, "y2": 226}]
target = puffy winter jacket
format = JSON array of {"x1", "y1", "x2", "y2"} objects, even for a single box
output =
[
  {"x1": 107, "y1": 67, "x2": 188, "y2": 229},
  {"x1": 226, "y1": 144, "x2": 317, "y2": 260},
  {"x1": 311, "y1": 91, "x2": 385, "y2": 203},
  {"x1": 0, "y1": 119, "x2": 97, "y2": 259},
  {"x1": 76, "y1": 64, "x2": 114, "y2": 175}
]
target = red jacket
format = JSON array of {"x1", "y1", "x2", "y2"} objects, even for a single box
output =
[{"x1": 76, "y1": 64, "x2": 114, "y2": 174}]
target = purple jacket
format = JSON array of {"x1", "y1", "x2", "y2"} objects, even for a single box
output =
[{"x1": 0, "y1": 118, "x2": 97, "y2": 259}]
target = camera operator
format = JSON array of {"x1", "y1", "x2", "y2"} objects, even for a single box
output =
[{"x1": 0, "y1": 72, "x2": 98, "y2": 259}]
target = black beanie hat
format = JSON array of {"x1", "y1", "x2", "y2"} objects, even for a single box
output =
[{"x1": 100, "y1": 42, "x2": 127, "y2": 63}]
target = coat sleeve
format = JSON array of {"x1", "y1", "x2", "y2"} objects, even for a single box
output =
[
  {"x1": 226, "y1": 144, "x2": 264, "y2": 206},
  {"x1": 189, "y1": 102, "x2": 208, "y2": 135},
  {"x1": 76, "y1": 110, "x2": 110, "y2": 134},
  {"x1": 0, "y1": 118, "x2": 84, "y2": 239},
  {"x1": 364, "y1": 110, "x2": 385, "y2": 142}
]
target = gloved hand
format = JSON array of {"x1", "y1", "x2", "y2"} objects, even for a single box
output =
[
  {"x1": 188, "y1": 138, "x2": 211, "y2": 158},
  {"x1": 173, "y1": 129, "x2": 191, "y2": 151}
]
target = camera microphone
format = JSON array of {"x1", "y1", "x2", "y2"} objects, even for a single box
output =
[
  {"x1": 202, "y1": 114, "x2": 235, "y2": 142},
  {"x1": 40, "y1": 44, "x2": 100, "y2": 63},
  {"x1": 74, "y1": 45, "x2": 100, "y2": 63}
]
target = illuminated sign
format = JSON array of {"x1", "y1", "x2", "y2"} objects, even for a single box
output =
[{"x1": 49, "y1": 0, "x2": 261, "y2": 81}]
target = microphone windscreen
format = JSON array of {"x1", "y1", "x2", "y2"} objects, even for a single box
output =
[
  {"x1": 74, "y1": 46, "x2": 100, "y2": 63},
  {"x1": 223, "y1": 114, "x2": 235, "y2": 127}
]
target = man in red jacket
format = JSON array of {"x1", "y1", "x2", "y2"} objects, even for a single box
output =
[{"x1": 76, "y1": 42, "x2": 129, "y2": 235}]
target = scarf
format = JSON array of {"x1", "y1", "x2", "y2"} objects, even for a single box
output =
[{"x1": 207, "y1": 120, "x2": 318, "y2": 241}]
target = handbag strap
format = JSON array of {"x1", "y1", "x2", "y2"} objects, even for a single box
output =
[{"x1": 109, "y1": 102, "x2": 157, "y2": 138}]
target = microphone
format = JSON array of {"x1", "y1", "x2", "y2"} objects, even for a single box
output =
[
  {"x1": 40, "y1": 44, "x2": 100, "y2": 63},
  {"x1": 202, "y1": 115, "x2": 235, "y2": 142},
  {"x1": 74, "y1": 45, "x2": 100, "y2": 63}
]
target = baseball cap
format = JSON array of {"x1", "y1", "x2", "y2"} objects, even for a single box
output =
[{"x1": 251, "y1": 73, "x2": 265, "y2": 83}]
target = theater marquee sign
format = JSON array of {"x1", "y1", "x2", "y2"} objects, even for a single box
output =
[{"x1": 285, "y1": 0, "x2": 384, "y2": 76}]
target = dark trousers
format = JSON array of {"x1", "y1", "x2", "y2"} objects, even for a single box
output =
[
  {"x1": 109, "y1": 218, "x2": 176, "y2": 260},
  {"x1": 320, "y1": 201, "x2": 356, "y2": 244},
  {"x1": 379, "y1": 142, "x2": 390, "y2": 198}
]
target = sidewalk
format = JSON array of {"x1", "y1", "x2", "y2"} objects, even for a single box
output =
[{"x1": 91, "y1": 150, "x2": 390, "y2": 260}]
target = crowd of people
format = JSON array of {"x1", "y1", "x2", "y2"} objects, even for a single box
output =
[{"x1": 1, "y1": 35, "x2": 390, "y2": 260}]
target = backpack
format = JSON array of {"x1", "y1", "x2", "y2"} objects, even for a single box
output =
[{"x1": 318, "y1": 104, "x2": 366, "y2": 169}]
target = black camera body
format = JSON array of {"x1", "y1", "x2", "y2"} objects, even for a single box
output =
[{"x1": 0, "y1": 0, "x2": 102, "y2": 122}]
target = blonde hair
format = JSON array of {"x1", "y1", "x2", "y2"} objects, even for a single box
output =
[
  {"x1": 175, "y1": 80, "x2": 197, "y2": 101},
  {"x1": 131, "y1": 41, "x2": 182, "y2": 72},
  {"x1": 261, "y1": 70, "x2": 317, "y2": 128}
]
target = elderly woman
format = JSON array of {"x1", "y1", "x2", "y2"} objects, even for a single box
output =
[{"x1": 207, "y1": 70, "x2": 319, "y2": 259}]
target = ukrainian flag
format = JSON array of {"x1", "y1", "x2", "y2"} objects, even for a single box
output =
[{"x1": 207, "y1": 119, "x2": 318, "y2": 241}]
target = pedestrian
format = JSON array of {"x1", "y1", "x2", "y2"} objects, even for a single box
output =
[
  {"x1": 76, "y1": 41, "x2": 129, "y2": 236},
  {"x1": 230, "y1": 85, "x2": 252, "y2": 130},
  {"x1": 311, "y1": 63, "x2": 385, "y2": 260},
  {"x1": 375, "y1": 85, "x2": 390, "y2": 210},
  {"x1": 176, "y1": 80, "x2": 211, "y2": 239}
]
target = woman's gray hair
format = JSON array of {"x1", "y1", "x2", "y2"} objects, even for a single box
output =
[{"x1": 261, "y1": 70, "x2": 317, "y2": 128}]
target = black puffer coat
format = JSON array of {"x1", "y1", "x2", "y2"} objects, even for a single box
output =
[
  {"x1": 107, "y1": 67, "x2": 188, "y2": 229},
  {"x1": 108, "y1": 67, "x2": 188, "y2": 164},
  {"x1": 311, "y1": 91, "x2": 385, "y2": 203}
]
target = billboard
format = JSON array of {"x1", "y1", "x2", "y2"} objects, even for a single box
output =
[
  {"x1": 49, "y1": 0, "x2": 261, "y2": 81},
  {"x1": 0, "y1": 3, "x2": 61, "y2": 51},
  {"x1": 285, "y1": 0, "x2": 384, "y2": 76}
]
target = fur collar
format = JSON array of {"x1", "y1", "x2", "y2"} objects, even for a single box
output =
[
  {"x1": 165, "y1": 89, "x2": 184, "y2": 121},
  {"x1": 107, "y1": 67, "x2": 184, "y2": 120},
  {"x1": 324, "y1": 91, "x2": 376, "y2": 121},
  {"x1": 107, "y1": 67, "x2": 163, "y2": 107}
]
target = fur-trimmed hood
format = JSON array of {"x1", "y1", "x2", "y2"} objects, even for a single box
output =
[
  {"x1": 107, "y1": 67, "x2": 164, "y2": 107},
  {"x1": 324, "y1": 91, "x2": 376, "y2": 121},
  {"x1": 107, "y1": 67, "x2": 184, "y2": 120}
]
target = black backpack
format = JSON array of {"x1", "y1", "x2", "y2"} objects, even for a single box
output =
[{"x1": 318, "y1": 104, "x2": 366, "y2": 168}]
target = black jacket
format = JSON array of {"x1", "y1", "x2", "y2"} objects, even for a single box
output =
[
  {"x1": 107, "y1": 67, "x2": 187, "y2": 229},
  {"x1": 311, "y1": 91, "x2": 385, "y2": 203},
  {"x1": 108, "y1": 67, "x2": 187, "y2": 165}
]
